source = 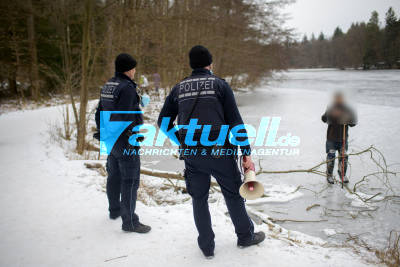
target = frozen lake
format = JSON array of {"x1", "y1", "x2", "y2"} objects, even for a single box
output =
[
  {"x1": 239, "y1": 69, "x2": 400, "y2": 248},
  {"x1": 267, "y1": 69, "x2": 400, "y2": 107}
]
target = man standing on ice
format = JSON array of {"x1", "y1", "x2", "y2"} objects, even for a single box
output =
[
  {"x1": 322, "y1": 92, "x2": 357, "y2": 184},
  {"x1": 157, "y1": 45, "x2": 265, "y2": 258},
  {"x1": 95, "y1": 53, "x2": 151, "y2": 233}
]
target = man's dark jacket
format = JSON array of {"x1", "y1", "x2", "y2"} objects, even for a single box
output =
[{"x1": 322, "y1": 103, "x2": 357, "y2": 142}]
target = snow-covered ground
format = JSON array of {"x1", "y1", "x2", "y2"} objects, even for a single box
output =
[{"x1": 0, "y1": 73, "x2": 380, "y2": 266}]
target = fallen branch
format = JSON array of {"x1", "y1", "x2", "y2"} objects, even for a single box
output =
[
  {"x1": 140, "y1": 167, "x2": 184, "y2": 181},
  {"x1": 256, "y1": 146, "x2": 399, "y2": 204},
  {"x1": 256, "y1": 146, "x2": 374, "y2": 177},
  {"x1": 268, "y1": 217, "x2": 328, "y2": 224},
  {"x1": 84, "y1": 145, "x2": 399, "y2": 204},
  {"x1": 84, "y1": 162, "x2": 219, "y2": 187},
  {"x1": 306, "y1": 204, "x2": 320, "y2": 211},
  {"x1": 104, "y1": 255, "x2": 128, "y2": 262}
]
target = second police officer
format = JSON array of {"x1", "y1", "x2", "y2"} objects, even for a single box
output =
[{"x1": 95, "y1": 53, "x2": 151, "y2": 234}]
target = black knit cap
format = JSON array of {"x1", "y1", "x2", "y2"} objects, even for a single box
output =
[
  {"x1": 115, "y1": 53, "x2": 137, "y2": 73},
  {"x1": 189, "y1": 45, "x2": 213, "y2": 69}
]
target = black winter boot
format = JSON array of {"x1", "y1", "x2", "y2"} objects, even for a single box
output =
[
  {"x1": 122, "y1": 222, "x2": 151, "y2": 233},
  {"x1": 237, "y1": 231, "x2": 265, "y2": 248},
  {"x1": 326, "y1": 156, "x2": 335, "y2": 183}
]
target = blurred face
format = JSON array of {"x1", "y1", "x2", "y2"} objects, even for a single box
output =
[{"x1": 333, "y1": 93, "x2": 344, "y2": 105}]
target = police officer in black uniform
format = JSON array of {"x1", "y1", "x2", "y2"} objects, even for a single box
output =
[
  {"x1": 158, "y1": 46, "x2": 265, "y2": 258},
  {"x1": 95, "y1": 53, "x2": 151, "y2": 233}
]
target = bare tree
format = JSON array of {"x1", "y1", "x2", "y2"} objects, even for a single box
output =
[
  {"x1": 26, "y1": 0, "x2": 40, "y2": 101},
  {"x1": 76, "y1": 0, "x2": 93, "y2": 154}
]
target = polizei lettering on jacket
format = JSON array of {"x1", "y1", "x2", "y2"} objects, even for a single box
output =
[{"x1": 178, "y1": 77, "x2": 216, "y2": 98}]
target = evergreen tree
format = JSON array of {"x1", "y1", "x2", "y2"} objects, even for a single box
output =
[
  {"x1": 302, "y1": 35, "x2": 309, "y2": 44},
  {"x1": 311, "y1": 33, "x2": 316, "y2": 42},
  {"x1": 364, "y1": 11, "x2": 382, "y2": 68},
  {"x1": 332, "y1": 27, "x2": 346, "y2": 68},
  {"x1": 345, "y1": 23, "x2": 367, "y2": 69},
  {"x1": 333, "y1": 27, "x2": 344, "y2": 38},
  {"x1": 383, "y1": 7, "x2": 400, "y2": 67}
]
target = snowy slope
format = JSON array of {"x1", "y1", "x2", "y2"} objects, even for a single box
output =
[{"x1": 0, "y1": 105, "x2": 374, "y2": 266}]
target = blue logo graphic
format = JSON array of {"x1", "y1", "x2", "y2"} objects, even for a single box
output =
[
  {"x1": 99, "y1": 111, "x2": 143, "y2": 155},
  {"x1": 100, "y1": 111, "x2": 301, "y2": 156}
]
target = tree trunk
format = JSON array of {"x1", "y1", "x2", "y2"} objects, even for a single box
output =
[
  {"x1": 10, "y1": 18, "x2": 24, "y2": 102},
  {"x1": 27, "y1": 0, "x2": 39, "y2": 101},
  {"x1": 8, "y1": 65, "x2": 18, "y2": 96},
  {"x1": 105, "y1": 0, "x2": 114, "y2": 76},
  {"x1": 76, "y1": 0, "x2": 92, "y2": 154}
]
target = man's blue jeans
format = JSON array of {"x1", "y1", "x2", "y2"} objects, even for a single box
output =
[{"x1": 326, "y1": 140, "x2": 348, "y2": 177}]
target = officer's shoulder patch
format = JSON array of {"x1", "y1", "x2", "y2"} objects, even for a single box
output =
[
  {"x1": 106, "y1": 81, "x2": 120, "y2": 86},
  {"x1": 211, "y1": 74, "x2": 225, "y2": 82}
]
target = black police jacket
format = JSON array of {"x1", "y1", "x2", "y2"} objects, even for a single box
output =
[
  {"x1": 157, "y1": 68, "x2": 251, "y2": 155},
  {"x1": 95, "y1": 72, "x2": 143, "y2": 155}
]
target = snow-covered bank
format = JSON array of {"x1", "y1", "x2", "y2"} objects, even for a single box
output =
[{"x1": 0, "y1": 101, "x2": 373, "y2": 265}]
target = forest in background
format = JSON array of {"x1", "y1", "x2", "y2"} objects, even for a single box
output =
[
  {"x1": 0, "y1": 0, "x2": 292, "y2": 153},
  {"x1": 0, "y1": 0, "x2": 291, "y2": 101},
  {"x1": 287, "y1": 7, "x2": 400, "y2": 69}
]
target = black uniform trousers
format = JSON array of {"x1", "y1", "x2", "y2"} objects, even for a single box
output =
[
  {"x1": 106, "y1": 153, "x2": 140, "y2": 227},
  {"x1": 184, "y1": 155, "x2": 254, "y2": 254}
]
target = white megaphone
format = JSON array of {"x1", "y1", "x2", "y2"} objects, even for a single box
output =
[{"x1": 239, "y1": 170, "x2": 264, "y2": 200}]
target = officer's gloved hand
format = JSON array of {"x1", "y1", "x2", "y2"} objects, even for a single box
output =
[{"x1": 140, "y1": 94, "x2": 150, "y2": 107}]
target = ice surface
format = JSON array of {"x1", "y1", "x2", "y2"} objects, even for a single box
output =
[
  {"x1": 323, "y1": 229, "x2": 336, "y2": 236},
  {"x1": 243, "y1": 69, "x2": 400, "y2": 249}
]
